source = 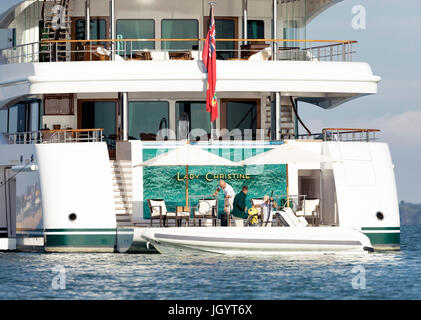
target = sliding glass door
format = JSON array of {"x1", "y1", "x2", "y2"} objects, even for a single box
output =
[
  {"x1": 80, "y1": 101, "x2": 117, "y2": 149},
  {"x1": 204, "y1": 17, "x2": 238, "y2": 60},
  {"x1": 221, "y1": 99, "x2": 260, "y2": 140}
]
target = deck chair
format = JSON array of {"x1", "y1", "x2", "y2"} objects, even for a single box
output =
[
  {"x1": 192, "y1": 198, "x2": 218, "y2": 227},
  {"x1": 278, "y1": 207, "x2": 308, "y2": 227},
  {"x1": 147, "y1": 199, "x2": 181, "y2": 227},
  {"x1": 295, "y1": 199, "x2": 320, "y2": 225},
  {"x1": 248, "y1": 47, "x2": 272, "y2": 61}
]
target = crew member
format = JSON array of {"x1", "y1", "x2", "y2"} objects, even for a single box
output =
[
  {"x1": 232, "y1": 186, "x2": 249, "y2": 227},
  {"x1": 212, "y1": 180, "x2": 236, "y2": 226},
  {"x1": 255, "y1": 195, "x2": 277, "y2": 227}
]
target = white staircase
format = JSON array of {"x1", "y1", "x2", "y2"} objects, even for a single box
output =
[
  {"x1": 41, "y1": 0, "x2": 72, "y2": 62},
  {"x1": 266, "y1": 96, "x2": 296, "y2": 140},
  {"x1": 280, "y1": 103, "x2": 296, "y2": 140},
  {"x1": 110, "y1": 160, "x2": 133, "y2": 227}
]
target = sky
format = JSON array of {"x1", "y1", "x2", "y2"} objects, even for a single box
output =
[
  {"x1": 1, "y1": 0, "x2": 420, "y2": 202},
  {"x1": 0, "y1": 0, "x2": 22, "y2": 14},
  {"x1": 301, "y1": 0, "x2": 421, "y2": 203}
]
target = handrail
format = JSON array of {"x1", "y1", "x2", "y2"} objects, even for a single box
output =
[
  {"x1": 42, "y1": 128, "x2": 104, "y2": 133},
  {"x1": 0, "y1": 38, "x2": 357, "y2": 64},
  {"x1": 297, "y1": 128, "x2": 381, "y2": 142},
  {"x1": 322, "y1": 128, "x2": 380, "y2": 132},
  {"x1": 39, "y1": 38, "x2": 357, "y2": 44},
  {"x1": 5, "y1": 129, "x2": 104, "y2": 144}
]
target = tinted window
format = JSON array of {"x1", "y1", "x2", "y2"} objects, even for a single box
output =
[
  {"x1": 247, "y1": 20, "x2": 264, "y2": 39},
  {"x1": 116, "y1": 19, "x2": 155, "y2": 54},
  {"x1": 129, "y1": 101, "x2": 169, "y2": 141},
  {"x1": 161, "y1": 19, "x2": 198, "y2": 50},
  {"x1": 0, "y1": 110, "x2": 7, "y2": 133},
  {"x1": 176, "y1": 101, "x2": 210, "y2": 140}
]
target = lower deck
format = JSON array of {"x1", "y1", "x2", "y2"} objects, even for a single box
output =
[{"x1": 0, "y1": 128, "x2": 400, "y2": 252}]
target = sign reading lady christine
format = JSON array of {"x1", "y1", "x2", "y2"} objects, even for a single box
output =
[{"x1": 177, "y1": 172, "x2": 251, "y2": 182}]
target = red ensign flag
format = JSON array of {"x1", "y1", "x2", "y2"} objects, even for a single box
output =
[{"x1": 202, "y1": 6, "x2": 218, "y2": 122}]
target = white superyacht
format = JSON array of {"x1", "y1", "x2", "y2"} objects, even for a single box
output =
[{"x1": 0, "y1": 0, "x2": 399, "y2": 253}]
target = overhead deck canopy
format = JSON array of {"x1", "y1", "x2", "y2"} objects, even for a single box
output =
[
  {"x1": 0, "y1": 59, "x2": 380, "y2": 109},
  {"x1": 0, "y1": 0, "x2": 343, "y2": 28}
]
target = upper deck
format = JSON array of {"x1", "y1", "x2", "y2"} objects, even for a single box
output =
[
  {"x1": 0, "y1": 0, "x2": 379, "y2": 110},
  {"x1": 0, "y1": 0, "x2": 380, "y2": 145}
]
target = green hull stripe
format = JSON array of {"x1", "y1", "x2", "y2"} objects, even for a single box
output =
[
  {"x1": 46, "y1": 234, "x2": 116, "y2": 247},
  {"x1": 364, "y1": 232, "x2": 400, "y2": 245},
  {"x1": 46, "y1": 228, "x2": 116, "y2": 233},
  {"x1": 362, "y1": 227, "x2": 400, "y2": 231}
]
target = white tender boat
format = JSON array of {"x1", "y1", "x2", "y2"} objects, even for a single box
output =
[{"x1": 141, "y1": 227, "x2": 374, "y2": 255}]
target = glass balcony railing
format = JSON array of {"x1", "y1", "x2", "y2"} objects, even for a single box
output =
[
  {"x1": 0, "y1": 38, "x2": 357, "y2": 64},
  {"x1": 4, "y1": 129, "x2": 104, "y2": 144}
]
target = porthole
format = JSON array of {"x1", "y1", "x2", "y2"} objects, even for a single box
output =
[
  {"x1": 376, "y1": 212, "x2": 384, "y2": 221},
  {"x1": 69, "y1": 213, "x2": 77, "y2": 222}
]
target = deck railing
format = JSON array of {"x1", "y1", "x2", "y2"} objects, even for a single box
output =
[
  {"x1": 5, "y1": 129, "x2": 104, "y2": 144},
  {"x1": 297, "y1": 128, "x2": 380, "y2": 142},
  {"x1": 0, "y1": 38, "x2": 357, "y2": 65}
]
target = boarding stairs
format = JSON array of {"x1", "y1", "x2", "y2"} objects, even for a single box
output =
[{"x1": 110, "y1": 160, "x2": 134, "y2": 227}]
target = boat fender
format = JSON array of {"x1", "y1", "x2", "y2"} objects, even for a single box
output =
[{"x1": 363, "y1": 246, "x2": 374, "y2": 252}]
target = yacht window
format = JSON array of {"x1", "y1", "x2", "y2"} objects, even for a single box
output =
[
  {"x1": 129, "y1": 101, "x2": 169, "y2": 141},
  {"x1": 116, "y1": 19, "x2": 155, "y2": 55},
  {"x1": 81, "y1": 101, "x2": 116, "y2": 149},
  {"x1": 225, "y1": 101, "x2": 258, "y2": 140},
  {"x1": 8, "y1": 104, "x2": 26, "y2": 134},
  {"x1": 29, "y1": 101, "x2": 40, "y2": 132},
  {"x1": 75, "y1": 18, "x2": 107, "y2": 41},
  {"x1": 247, "y1": 20, "x2": 264, "y2": 39},
  {"x1": 176, "y1": 101, "x2": 210, "y2": 140},
  {"x1": 215, "y1": 19, "x2": 236, "y2": 60},
  {"x1": 0, "y1": 110, "x2": 7, "y2": 133},
  {"x1": 161, "y1": 19, "x2": 199, "y2": 51}
]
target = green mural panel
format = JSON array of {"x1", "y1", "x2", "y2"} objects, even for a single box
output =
[{"x1": 142, "y1": 147, "x2": 287, "y2": 218}]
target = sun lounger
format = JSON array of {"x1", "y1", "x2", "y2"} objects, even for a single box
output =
[{"x1": 278, "y1": 207, "x2": 308, "y2": 227}]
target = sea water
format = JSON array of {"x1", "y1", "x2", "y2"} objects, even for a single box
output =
[{"x1": 0, "y1": 225, "x2": 420, "y2": 300}]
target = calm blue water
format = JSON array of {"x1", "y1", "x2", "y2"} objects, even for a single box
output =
[{"x1": 1, "y1": 225, "x2": 420, "y2": 300}]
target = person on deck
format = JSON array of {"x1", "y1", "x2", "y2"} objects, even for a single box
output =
[
  {"x1": 232, "y1": 186, "x2": 249, "y2": 227},
  {"x1": 255, "y1": 195, "x2": 277, "y2": 227},
  {"x1": 212, "y1": 180, "x2": 236, "y2": 226}
]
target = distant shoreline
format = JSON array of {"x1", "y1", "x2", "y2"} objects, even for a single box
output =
[{"x1": 400, "y1": 201, "x2": 421, "y2": 225}]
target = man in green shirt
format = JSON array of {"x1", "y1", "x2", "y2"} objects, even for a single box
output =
[{"x1": 232, "y1": 186, "x2": 249, "y2": 227}]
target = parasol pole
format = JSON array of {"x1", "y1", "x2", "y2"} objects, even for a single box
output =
[
  {"x1": 186, "y1": 139, "x2": 190, "y2": 209},
  {"x1": 285, "y1": 141, "x2": 290, "y2": 208},
  {"x1": 186, "y1": 165, "x2": 189, "y2": 209}
]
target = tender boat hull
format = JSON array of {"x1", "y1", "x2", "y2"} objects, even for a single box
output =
[{"x1": 141, "y1": 227, "x2": 373, "y2": 255}]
